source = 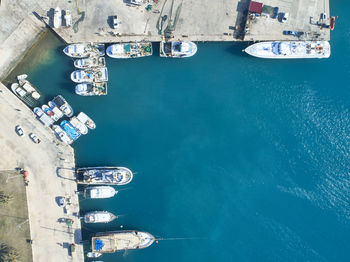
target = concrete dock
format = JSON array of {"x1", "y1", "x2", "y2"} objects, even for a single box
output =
[{"x1": 0, "y1": 82, "x2": 84, "y2": 262}]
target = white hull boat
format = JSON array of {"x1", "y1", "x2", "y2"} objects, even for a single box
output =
[
  {"x1": 71, "y1": 67, "x2": 108, "y2": 83},
  {"x1": 160, "y1": 41, "x2": 197, "y2": 58},
  {"x1": 52, "y1": 125, "x2": 73, "y2": 145},
  {"x1": 244, "y1": 41, "x2": 331, "y2": 59},
  {"x1": 84, "y1": 211, "x2": 117, "y2": 223},
  {"x1": 106, "y1": 42, "x2": 152, "y2": 58},
  {"x1": 34, "y1": 107, "x2": 54, "y2": 127},
  {"x1": 48, "y1": 101, "x2": 64, "y2": 120},
  {"x1": 63, "y1": 43, "x2": 105, "y2": 58},
  {"x1": 74, "y1": 56, "x2": 106, "y2": 69},
  {"x1": 75, "y1": 82, "x2": 107, "y2": 96},
  {"x1": 92, "y1": 231, "x2": 155, "y2": 253},
  {"x1": 70, "y1": 117, "x2": 88, "y2": 135},
  {"x1": 42, "y1": 104, "x2": 60, "y2": 121},
  {"x1": 52, "y1": 95, "x2": 73, "y2": 117},
  {"x1": 54, "y1": 7, "x2": 62, "y2": 28},
  {"x1": 76, "y1": 112, "x2": 96, "y2": 129},
  {"x1": 84, "y1": 186, "x2": 117, "y2": 199},
  {"x1": 76, "y1": 167, "x2": 133, "y2": 185}
]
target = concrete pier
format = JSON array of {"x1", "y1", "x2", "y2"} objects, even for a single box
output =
[{"x1": 0, "y1": 83, "x2": 84, "y2": 262}]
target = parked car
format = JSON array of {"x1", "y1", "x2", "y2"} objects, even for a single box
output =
[
  {"x1": 112, "y1": 15, "x2": 118, "y2": 29},
  {"x1": 15, "y1": 125, "x2": 24, "y2": 136},
  {"x1": 272, "y1": 7, "x2": 279, "y2": 19},
  {"x1": 320, "y1": 12, "x2": 327, "y2": 21},
  {"x1": 57, "y1": 196, "x2": 65, "y2": 207},
  {"x1": 283, "y1": 30, "x2": 304, "y2": 37},
  {"x1": 29, "y1": 133, "x2": 41, "y2": 144},
  {"x1": 281, "y1": 12, "x2": 289, "y2": 23}
]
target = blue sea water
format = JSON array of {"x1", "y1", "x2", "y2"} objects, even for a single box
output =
[{"x1": 10, "y1": 0, "x2": 350, "y2": 261}]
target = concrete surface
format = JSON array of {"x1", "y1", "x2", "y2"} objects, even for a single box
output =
[
  {"x1": 245, "y1": 0, "x2": 330, "y2": 41},
  {"x1": 0, "y1": 82, "x2": 84, "y2": 262}
]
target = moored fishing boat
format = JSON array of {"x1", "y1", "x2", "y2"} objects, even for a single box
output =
[
  {"x1": 75, "y1": 82, "x2": 107, "y2": 96},
  {"x1": 52, "y1": 125, "x2": 73, "y2": 145},
  {"x1": 70, "y1": 117, "x2": 88, "y2": 135},
  {"x1": 11, "y1": 75, "x2": 41, "y2": 107},
  {"x1": 84, "y1": 186, "x2": 117, "y2": 199},
  {"x1": 53, "y1": 7, "x2": 62, "y2": 28},
  {"x1": 52, "y1": 95, "x2": 73, "y2": 117},
  {"x1": 84, "y1": 211, "x2": 117, "y2": 224},
  {"x1": 91, "y1": 231, "x2": 155, "y2": 253},
  {"x1": 42, "y1": 104, "x2": 60, "y2": 121},
  {"x1": 106, "y1": 42, "x2": 152, "y2": 58},
  {"x1": 71, "y1": 67, "x2": 108, "y2": 83},
  {"x1": 48, "y1": 101, "x2": 64, "y2": 119},
  {"x1": 74, "y1": 56, "x2": 106, "y2": 69},
  {"x1": 244, "y1": 41, "x2": 331, "y2": 59},
  {"x1": 11, "y1": 83, "x2": 38, "y2": 107},
  {"x1": 34, "y1": 107, "x2": 54, "y2": 127},
  {"x1": 160, "y1": 41, "x2": 197, "y2": 58},
  {"x1": 76, "y1": 112, "x2": 96, "y2": 129},
  {"x1": 60, "y1": 120, "x2": 81, "y2": 141},
  {"x1": 76, "y1": 167, "x2": 133, "y2": 185},
  {"x1": 63, "y1": 43, "x2": 105, "y2": 58}
]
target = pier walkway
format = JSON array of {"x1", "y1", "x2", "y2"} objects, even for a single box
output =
[{"x1": 0, "y1": 83, "x2": 84, "y2": 262}]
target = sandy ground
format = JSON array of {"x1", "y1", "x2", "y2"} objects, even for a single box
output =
[{"x1": 0, "y1": 82, "x2": 84, "y2": 262}]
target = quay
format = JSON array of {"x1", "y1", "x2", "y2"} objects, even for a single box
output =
[
  {"x1": 0, "y1": 82, "x2": 84, "y2": 262},
  {"x1": 0, "y1": 0, "x2": 331, "y2": 79},
  {"x1": 0, "y1": 0, "x2": 332, "y2": 261}
]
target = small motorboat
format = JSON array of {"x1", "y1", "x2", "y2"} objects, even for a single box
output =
[
  {"x1": 75, "y1": 82, "x2": 107, "y2": 96},
  {"x1": 87, "y1": 252, "x2": 102, "y2": 258},
  {"x1": 84, "y1": 211, "x2": 117, "y2": 224}
]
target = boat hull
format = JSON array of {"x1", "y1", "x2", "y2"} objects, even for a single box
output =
[
  {"x1": 76, "y1": 167, "x2": 133, "y2": 185},
  {"x1": 106, "y1": 43, "x2": 153, "y2": 58},
  {"x1": 244, "y1": 41, "x2": 331, "y2": 59}
]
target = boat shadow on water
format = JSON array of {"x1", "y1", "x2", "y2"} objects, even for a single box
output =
[{"x1": 225, "y1": 42, "x2": 251, "y2": 58}]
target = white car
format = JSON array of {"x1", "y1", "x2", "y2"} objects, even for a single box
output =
[
  {"x1": 112, "y1": 15, "x2": 118, "y2": 29},
  {"x1": 282, "y1": 13, "x2": 289, "y2": 23},
  {"x1": 15, "y1": 125, "x2": 24, "y2": 136},
  {"x1": 29, "y1": 133, "x2": 41, "y2": 144}
]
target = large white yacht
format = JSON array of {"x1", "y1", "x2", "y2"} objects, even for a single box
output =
[{"x1": 244, "y1": 41, "x2": 331, "y2": 59}]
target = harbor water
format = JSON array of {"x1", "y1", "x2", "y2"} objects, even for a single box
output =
[{"x1": 6, "y1": 1, "x2": 350, "y2": 261}]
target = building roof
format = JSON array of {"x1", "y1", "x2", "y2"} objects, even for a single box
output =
[{"x1": 249, "y1": 1, "x2": 263, "y2": 14}]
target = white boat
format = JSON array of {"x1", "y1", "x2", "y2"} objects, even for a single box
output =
[
  {"x1": 53, "y1": 7, "x2": 62, "y2": 28},
  {"x1": 76, "y1": 167, "x2": 133, "y2": 185},
  {"x1": 70, "y1": 117, "x2": 88, "y2": 135},
  {"x1": 84, "y1": 186, "x2": 117, "y2": 199},
  {"x1": 48, "y1": 101, "x2": 64, "y2": 119},
  {"x1": 106, "y1": 42, "x2": 152, "y2": 58},
  {"x1": 160, "y1": 41, "x2": 197, "y2": 58},
  {"x1": 74, "y1": 56, "x2": 106, "y2": 69},
  {"x1": 75, "y1": 82, "x2": 107, "y2": 96},
  {"x1": 92, "y1": 231, "x2": 155, "y2": 253},
  {"x1": 63, "y1": 43, "x2": 105, "y2": 58},
  {"x1": 42, "y1": 104, "x2": 60, "y2": 121},
  {"x1": 71, "y1": 67, "x2": 108, "y2": 83},
  {"x1": 76, "y1": 112, "x2": 96, "y2": 129},
  {"x1": 87, "y1": 252, "x2": 102, "y2": 258},
  {"x1": 52, "y1": 125, "x2": 73, "y2": 145},
  {"x1": 11, "y1": 83, "x2": 37, "y2": 107},
  {"x1": 64, "y1": 10, "x2": 72, "y2": 27},
  {"x1": 34, "y1": 107, "x2": 54, "y2": 127},
  {"x1": 84, "y1": 211, "x2": 117, "y2": 224},
  {"x1": 244, "y1": 41, "x2": 331, "y2": 59},
  {"x1": 52, "y1": 95, "x2": 73, "y2": 117}
]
